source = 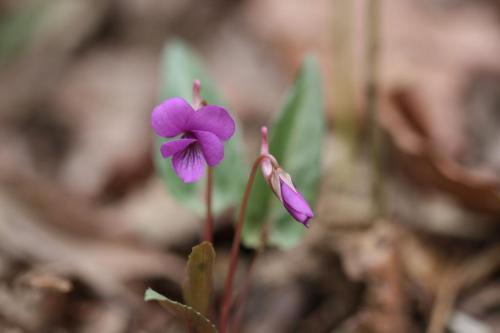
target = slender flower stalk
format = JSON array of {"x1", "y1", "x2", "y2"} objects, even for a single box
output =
[
  {"x1": 231, "y1": 225, "x2": 269, "y2": 333},
  {"x1": 204, "y1": 166, "x2": 214, "y2": 242},
  {"x1": 219, "y1": 154, "x2": 268, "y2": 333},
  {"x1": 220, "y1": 127, "x2": 315, "y2": 332}
]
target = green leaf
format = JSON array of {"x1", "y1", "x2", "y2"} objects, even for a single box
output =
[
  {"x1": 182, "y1": 241, "x2": 215, "y2": 316},
  {"x1": 145, "y1": 288, "x2": 217, "y2": 333},
  {"x1": 243, "y1": 56, "x2": 324, "y2": 249},
  {"x1": 154, "y1": 40, "x2": 246, "y2": 215}
]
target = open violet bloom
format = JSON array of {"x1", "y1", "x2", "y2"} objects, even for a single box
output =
[
  {"x1": 151, "y1": 96, "x2": 235, "y2": 183},
  {"x1": 260, "y1": 127, "x2": 314, "y2": 227}
]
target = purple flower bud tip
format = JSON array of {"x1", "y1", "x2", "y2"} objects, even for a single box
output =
[
  {"x1": 279, "y1": 178, "x2": 314, "y2": 227},
  {"x1": 151, "y1": 86, "x2": 235, "y2": 183}
]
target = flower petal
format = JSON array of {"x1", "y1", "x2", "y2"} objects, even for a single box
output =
[
  {"x1": 188, "y1": 105, "x2": 235, "y2": 141},
  {"x1": 172, "y1": 145, "x2": 206, "y2": 183},
  {"x1": 280, "y1": 179, "x2": 314, "y2": 226},
  {"x1": 151, "y1": 97, "x2": 195, "y2": 137},
  {"x1": 160, "y1": 138, "x2": 197, "y2": 158},
  {"x1": 191, "y1": 130, "x2": 224, "y2": 167}
]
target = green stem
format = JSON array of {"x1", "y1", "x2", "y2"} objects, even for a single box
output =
[{"x1": 203, "y1": 167, "x2": 214, "y2": 242}]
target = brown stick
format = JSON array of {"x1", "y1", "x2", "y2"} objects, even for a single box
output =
[
  {"x1": 427, "y1": 245, "x2": 500, "y2": 333},
  {"x1": 366, "y1": 0, "x2": 385, "y2": 217}
]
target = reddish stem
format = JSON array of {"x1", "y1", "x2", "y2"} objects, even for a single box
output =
[
  {"x1": 231, "y1": 225, "x2": 269, "y2": 332},
  {"x1": 204, "y1": 167, "x2": 214, "y2": 243},
  {"x1": 219, "y1": 155, "x2": 266, "y2": 333}
]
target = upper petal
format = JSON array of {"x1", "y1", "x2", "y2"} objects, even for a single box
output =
[
  {"x1": 280, "y1": 179, "x2": 314, "y2": 226},
  {"x1": 191, "y1": 130, "x2": 224, "y2": 167},
  {"x1": 188, "y1": 105, "x2": 235, "y2": 141},
  {"x1": 171, "y1": 145, "x2": 206, "y2": 183},
  {"x1": 151, "y1": 97, "x2": 195, "y2": 138},
  {"x1": 160, "y1": 138, "x2": 197, "y2": 158}
]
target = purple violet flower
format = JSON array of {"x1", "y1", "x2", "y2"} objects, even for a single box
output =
[
  {"x1": 260, "y1": 127, "x2": 314, "y2": 227},
  {"x1": 151, "y1": 89, "x2": 235, "y2": 183}
]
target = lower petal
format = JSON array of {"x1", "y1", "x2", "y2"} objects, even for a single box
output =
[
  {"x1": 191, "y1": 130, "x2": 224, "y2": 167},
  {"x1": 160, "y1": 138, "x2": 197, "y2": 158},
  {"x1": 283, "y1": 202, "x2": 312, "y2": 227},
  {"x1": 280, "y1": 180, "x2": 314, "y2": 225},
  {"x1": 172, "y1": 145, "x2": 206, "y2": 183}
]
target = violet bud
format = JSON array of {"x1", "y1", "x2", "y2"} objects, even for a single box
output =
[{"x1": 260, "y1": 127, "x2": 314, "y2": 227}]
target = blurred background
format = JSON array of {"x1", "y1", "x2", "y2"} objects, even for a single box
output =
[{"x1": 1, "y1": 0, "x2": 500, "y2": 332}]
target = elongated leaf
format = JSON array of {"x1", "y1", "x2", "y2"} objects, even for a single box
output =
[
  {"x1": 243, "y1": 56, "x2": 324, "y2": 249},
  {"x1": 145, "y1": 288, "x2": 217, "y2": 333},
  {"x1": 182, "y1": 241, "x2": 215, "y2": 316},
  {"x1": 154, "y1": 40, "x2": 246, "y2": 215}
]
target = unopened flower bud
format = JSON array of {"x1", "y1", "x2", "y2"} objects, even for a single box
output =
[{"x1": 259, "y1": 127, "x2": 314, "y2": 227}]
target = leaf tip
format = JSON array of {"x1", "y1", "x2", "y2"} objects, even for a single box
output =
[
  {"x1": 144, "y1": 288, "x2": 166, "y2": 302},
  {"x1": 144, "y1": 288, "x2": 154, "y2": 301}
]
